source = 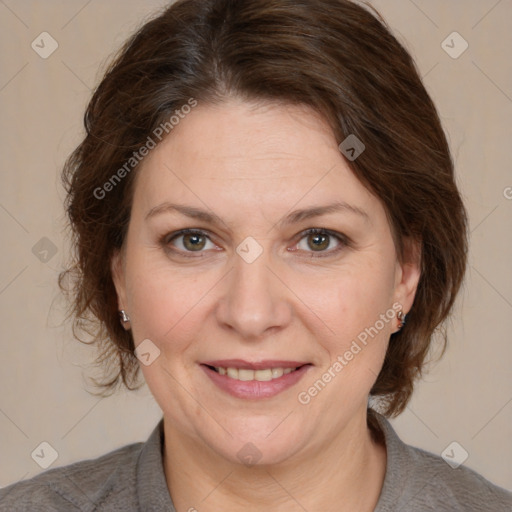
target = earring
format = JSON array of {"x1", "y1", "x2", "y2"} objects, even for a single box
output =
[
  {"x1": 397, "y1": 311, "x2": 406, "y2": 331},
  {"x1": 119, "y1": 310, "x2": 131, "y2": 324}
]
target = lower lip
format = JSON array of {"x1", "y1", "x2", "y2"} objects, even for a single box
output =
[{"x1": 201, "y1": 364, "x2": 311, "y2": 399}]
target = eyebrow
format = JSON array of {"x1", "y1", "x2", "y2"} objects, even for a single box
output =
[
  {"x1": 145, "y1": 203, "x2": 225, "y2": 225},
  {"x1": 278, "y1": 201, "x2": 370, "y2": 226},
  {"x1": 145, "y1": 200, "x2": 369, "y2": 227}
]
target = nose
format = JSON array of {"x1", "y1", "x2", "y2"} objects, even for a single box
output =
[{"x1": 215, "y1": 251, "x2": 292, "y2": 341}]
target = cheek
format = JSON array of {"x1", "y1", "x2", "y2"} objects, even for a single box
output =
[
  {"x1": 123, "y1": 254, "x2": 211, "y2": 409},
  {"x1": 124, "y1": 251, "x2": 217, "y2": 351},
  {"x1": 290, "y1": 261, "x2": 396, "y2": 346},
  {"x1": 294, "y1": 270, "x2": 395, "y2": 413}
]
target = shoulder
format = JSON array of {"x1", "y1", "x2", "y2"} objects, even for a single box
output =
[
  {"x1": 372, "y1": 411, "x2": 512, "y2": 512},
  {"x1": 405, "y1": 443, "x2": 512, "y2": 511},
  {"x1": 0, "y1": 441, "x2": 143, "y2": 511}
]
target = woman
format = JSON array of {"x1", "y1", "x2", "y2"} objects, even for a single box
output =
[{"x1": 1, "y1": 0, "x2": 510, "y2": 510}]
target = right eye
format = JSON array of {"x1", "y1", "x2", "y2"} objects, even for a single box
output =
[{"x1": 165, "y1": 229, "x2": 217, "y2": 253}]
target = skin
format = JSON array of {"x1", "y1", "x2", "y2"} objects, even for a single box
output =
[{"x1": 112, "y1": 98, "x2": 421, "y2": 512}]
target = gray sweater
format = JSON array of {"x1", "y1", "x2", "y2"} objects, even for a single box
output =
[{"x1": 1, "y1": 411, "x2": 510, "y2": 511}]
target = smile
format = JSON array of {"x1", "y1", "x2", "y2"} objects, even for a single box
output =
[
  {"x1": 209, "y1": 366, "x2": 299, "y2": 381},
  {"x1": 200, "y1": 360, "x2": 311, "y2": 399}
]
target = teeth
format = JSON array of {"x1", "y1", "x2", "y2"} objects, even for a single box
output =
[
  {"x1": 213, "y1": 366, "x2": 299, "y2": 381},
  {"x1": 254, "y1": 369, "x2": 273, "y2": 381},
  {"x1": 239, "y1": 369, "x2": 254, "y2": 381},
  {"x1": 227, "y1": 367, "x2": 238, "y2": 379},
  {"x1": 271, "y1": 368, "x2": 284, "y2": 379}
]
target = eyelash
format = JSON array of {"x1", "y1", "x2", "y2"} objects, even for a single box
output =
[{"x1": 160, "y1": 228, "x2": 350, "y2": 259}]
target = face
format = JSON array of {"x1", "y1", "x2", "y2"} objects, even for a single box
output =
[{"x1": 112, "y1": 99, "x2": 420, "y2": 466}]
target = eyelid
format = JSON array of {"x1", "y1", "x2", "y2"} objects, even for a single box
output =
[{"x1": 165, "y1": 228, "x2": 214, "y2": 243}]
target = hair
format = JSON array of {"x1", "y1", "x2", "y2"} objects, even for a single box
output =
[{"x1": 59, "y1": 0, "x2": 468, "y2": 420}]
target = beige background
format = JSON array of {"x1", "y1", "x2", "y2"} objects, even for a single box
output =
[{"x1": 0, "y1": 0, "x2": 511, "y2": 492}]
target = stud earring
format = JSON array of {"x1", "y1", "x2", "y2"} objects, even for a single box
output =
[
  {"x1": 119, "y1": 310, "x2": 131, "y2": 326},
  {"x1": 397, "y1": 311, "x2": 406, "y2": 331}
]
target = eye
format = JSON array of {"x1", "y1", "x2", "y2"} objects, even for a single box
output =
[
  {"x1": 165, "y1": 229, "x2": 217, "y2": 254},
  {"x1": 292, "y1": 228, "x2": 348, "y2": 256},
  {"x1": 161, "y1": 227, "x2": 349, "y2": 258}
]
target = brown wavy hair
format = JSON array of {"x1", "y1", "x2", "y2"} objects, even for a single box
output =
[{"x1": 59, "y1": 0, "x2": 468, "y2": 418}]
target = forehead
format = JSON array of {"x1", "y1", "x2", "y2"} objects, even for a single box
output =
[{"x1": 131, "y1": 99, "x2": 381, "y2": 222}]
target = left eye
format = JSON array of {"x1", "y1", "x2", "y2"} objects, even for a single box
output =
[{"x1": 293, "y1": 229, "x2": 345, "y2": 254}]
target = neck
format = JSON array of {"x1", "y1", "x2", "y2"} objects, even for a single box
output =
[{"x1": 163, "y1": 408, "x2": 387, "y2": 512}]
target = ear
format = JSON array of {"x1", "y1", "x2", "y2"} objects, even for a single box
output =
[
  {"x1": 111, "y1": 248, "x2": 128, "y2": 311},
  {"x1": 392, "y1": 236, "x2": 421, "y2": 316}
]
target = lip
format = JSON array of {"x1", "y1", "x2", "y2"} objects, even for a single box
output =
[{"x1": 200, "y1": 362, "x2": 312, "y2": 399}]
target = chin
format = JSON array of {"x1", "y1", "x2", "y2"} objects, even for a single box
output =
[{"x1": 202, "y1": 416, "x2": 308, "y2": 467}]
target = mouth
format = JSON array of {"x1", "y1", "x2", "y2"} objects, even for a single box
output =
[
  {"x1": 200, "y1": 360, "x2": 312, "y2": 399},
  {"x1": 205, "y1": 365, "x2": 302, "y2": 381}
]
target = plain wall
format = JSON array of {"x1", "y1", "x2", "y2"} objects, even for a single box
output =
[{"x1": 0, "y1": 0, "x2": 511, "y2": 491}]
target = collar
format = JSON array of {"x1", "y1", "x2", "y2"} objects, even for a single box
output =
[
  {"x1": 135, "y1": 411, "x2": 412, "y2": 511},
  {"x1": 136, "y1": 418, "x2": 176, "y2": 512}
]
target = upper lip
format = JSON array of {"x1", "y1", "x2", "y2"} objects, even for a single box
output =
[{"x1": 201, "y1": 359, "x2": 310, "y2": 370}]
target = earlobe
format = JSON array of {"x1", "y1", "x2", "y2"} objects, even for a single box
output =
[{"x1": 111, "y1": 249, "x2": 131, "y2": 330}]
